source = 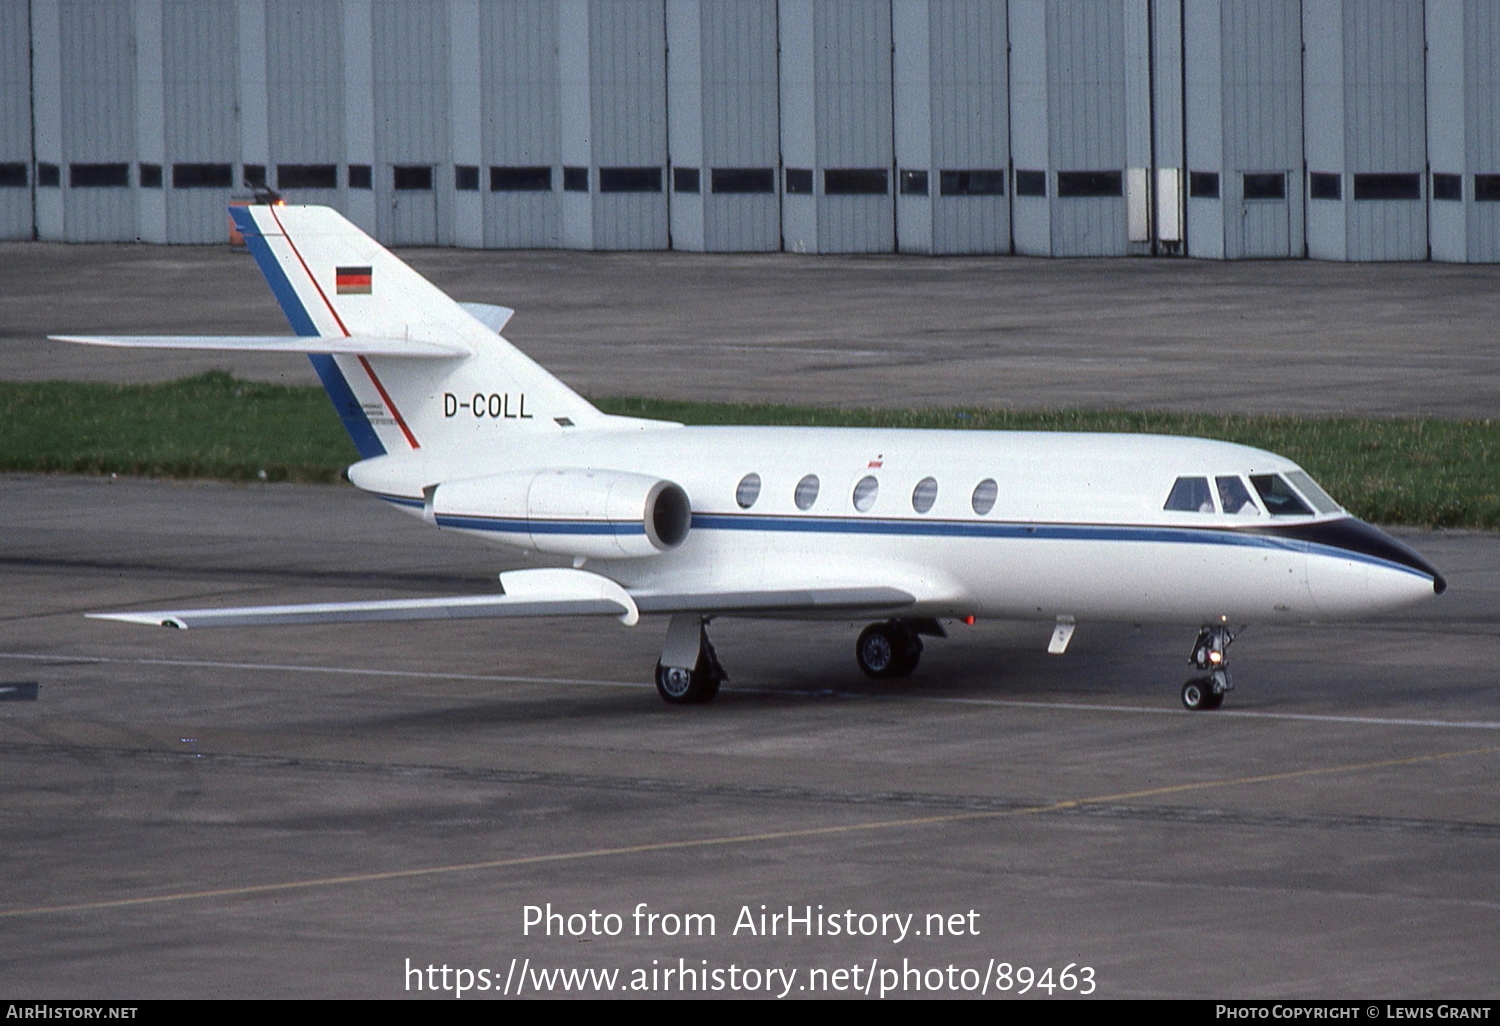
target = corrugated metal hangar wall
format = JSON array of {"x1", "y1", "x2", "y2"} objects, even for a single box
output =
[{"x1": 3, "y1": 0, "x2": 1498, "y2": 261}]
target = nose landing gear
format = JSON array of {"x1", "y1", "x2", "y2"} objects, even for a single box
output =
[{"x1": 1181, "y1": 623, "x2": 1236, "y2": 711}]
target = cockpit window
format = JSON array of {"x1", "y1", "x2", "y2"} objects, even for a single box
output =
[
  {"x1": 1164, "y1": 477, "x2": 1214, "y2": 513},
  {"x1": 1285, "y1": 470, "x2": 1342, "y2": 515},
  {"x1": 1250, "y1": 474, "x2": 1313, "y2": 516},
  {"x1": 1216, "y1": 476, "x2": 1259, "y2": 515}
]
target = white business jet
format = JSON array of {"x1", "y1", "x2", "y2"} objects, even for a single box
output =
[{"x1": 56, "y1": 204, "x2": 1445, "y2": 710}]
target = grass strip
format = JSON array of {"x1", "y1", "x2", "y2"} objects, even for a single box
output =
[
  {"x1": 0, "y1": 372, "x2": 357, "y2": 484},
  {"x1": 0, "y1": 374, "x2": 1493, "y2": 528}
]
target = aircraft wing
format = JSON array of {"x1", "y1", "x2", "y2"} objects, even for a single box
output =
[
  {"x1": 50, "y1": 334, "x2": 469, "y2": 358},
  {"x1": 88, "y1": 570, "x2": 917, "y2": 631},
  {"x1": 90, "y1": 569, "x2": 642, "y2": 628}
]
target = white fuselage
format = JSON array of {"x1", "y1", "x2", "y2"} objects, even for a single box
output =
[
  {"x1": 347, "y1": 424, "x2": 1440, "y2": 627},
  {"x1": 63, "y1": 204, "x2": 1446, "y2": 708}
]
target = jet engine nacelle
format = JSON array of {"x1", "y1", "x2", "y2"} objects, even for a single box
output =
[{"x1": 429, "y1": 469, "x2": 691, "y2": 559}]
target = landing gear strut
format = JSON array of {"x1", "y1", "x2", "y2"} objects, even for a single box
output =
[
  {"x1": 655, "y1": 613, "x2": 726, "y2": 704},
  {"x1": 855, "y1": 619, "x2": 943, "y2": 679},
  {"x1": 1181, "y1": 623, "x2": 1236, "y2": 711}
]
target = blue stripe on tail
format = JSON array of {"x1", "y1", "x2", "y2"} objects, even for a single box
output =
[
  {"x1": 229, "y1": 205, "x2": 385, "y2": 458},
  {"x1": 231, "y1": 206, "x2": 318, "y2": 337},
  {"x1": 308, "y1": 355, "x2": 386, "y2": 459}
]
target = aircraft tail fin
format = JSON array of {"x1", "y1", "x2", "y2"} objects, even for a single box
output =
[{"x1": 227, "y1": 204, "x2": 607, "y2": 457}]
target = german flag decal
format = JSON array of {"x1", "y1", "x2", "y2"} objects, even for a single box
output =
[{"x1": 335, "y1": 266, "x2": 372, "y2": 294}]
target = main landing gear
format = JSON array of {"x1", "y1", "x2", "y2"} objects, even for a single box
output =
[
  {"x1": 1181, "y1": 623, "x2": 1236, "y2": 711},
  {"x1": 655, "y1": 613, "x2": 726, "y2": 704},
  {"x1": 855, "y1": 619, "x2": 946, "y2": 679}
]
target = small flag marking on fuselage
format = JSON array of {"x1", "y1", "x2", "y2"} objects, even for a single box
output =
[{"x1": 336, "y1": 266, "x2": 372, "y2": 294}]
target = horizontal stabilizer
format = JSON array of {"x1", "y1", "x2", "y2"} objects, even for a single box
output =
[
  {"x1": 457, "y1": 303, "x2": 516, "y2": 334},
  {"x1": 50, "y1": 334, "x2": 469, "y2": 358},
  {"x1": 88, "y1": 569, "x2": 641, "y2": 629}
]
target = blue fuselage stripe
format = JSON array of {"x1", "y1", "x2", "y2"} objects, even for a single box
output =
[
  {"x1": 435, "y1": 510, "x2": 1428, "y2": 582},
  {"x1": 379, "y1": 494, "x2": 425, "y2": 509},
  {"x1": 435, "y1": 514, "x2": 646, "y2": 537},
  {"x1": 402, "y1": 504, "x2": 1432, "y2": 585},
  {"x1": 687, "y1": 513, "x2": 1431, "y2": 580}
]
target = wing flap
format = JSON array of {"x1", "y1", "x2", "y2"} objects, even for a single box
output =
[
  {"x1": 50, "y1": 334, "x2": 469, "y2": 358},
  {"x1": 632, "y1": 586, "x2": 915, "y2": 614}
]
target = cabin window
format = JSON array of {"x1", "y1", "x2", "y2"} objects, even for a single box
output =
[
  {"x1": 912, "y1": 477, "x2": 938, "y2": 514},
  {"x1": 794, "y1": 474, "x2": 820, "y2": 511},
  {"x1": 971, "y1": 478, "x2": 997, "y2": 516},
  {"x1": 1164, "y1": 477, "x2": 1214, "y2": 513},
  {"x1": 1285, "y1": 471, "x2": 1342, "y2": 515},
  {"x1": 1216, "y1": 476, "x2": 1259, "y2": 515},
  {"x1": 735, "y1": 473, "x2": 761, "y2": 510},
  {"x1": 852, "y1": 475, "x2": 879, "y2": 512},
  {"x1": 1249, "y1": 475, "x2": 1313, "y2": 516}
]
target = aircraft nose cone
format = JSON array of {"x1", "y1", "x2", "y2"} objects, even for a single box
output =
[
  {"x1": 1291, "y1": 517, "x2": 1445, "y2": 615},
  {"x1": 1347, "y1": 519, "x2": 1446, "y2": 595}
]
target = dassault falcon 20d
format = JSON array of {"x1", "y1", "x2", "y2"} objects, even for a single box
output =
[{"x1": 57, "y1": 204, "x2": 1445, "y2": 710}]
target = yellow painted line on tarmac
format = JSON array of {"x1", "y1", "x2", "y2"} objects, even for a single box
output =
[{"x1": 4, "y1": 742, "x2": 1496, "y2": 920}]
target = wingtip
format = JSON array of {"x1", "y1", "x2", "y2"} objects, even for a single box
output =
[{"x1": 86, "y1": 611, "x2": 186, "y2": 629}]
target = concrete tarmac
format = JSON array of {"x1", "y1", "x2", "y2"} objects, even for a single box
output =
[
  {"x1": 6, "y1": 240, "x2": 1500, "y2": 417},
  {"x1": 2, "y1": 243, "x2": 1498, "y2": 999},
  {"x1": 0, "y1": 475, "x2": 1496, "y2": 999}
]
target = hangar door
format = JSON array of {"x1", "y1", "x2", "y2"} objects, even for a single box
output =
[
  {"x1": 1024, "y1": 0, "x2": 1187, "y2": 258},
  {"x1": 1023, "y1": 0, "x2": 1305, "y2": 259}
]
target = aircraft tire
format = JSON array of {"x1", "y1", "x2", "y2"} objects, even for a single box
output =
[
  {"x1": 655, "y1": 661, "x2": 719, "y2": 704},
  {"x1": 1180, "y1": 678, "x2": 1223, "y2": 711},
  {"x1": 856, "y1": 622, "x2": 922, "y2": 679},
  {"x1": 891, "y1": 638, "x2": 922, "y2": 677}
]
